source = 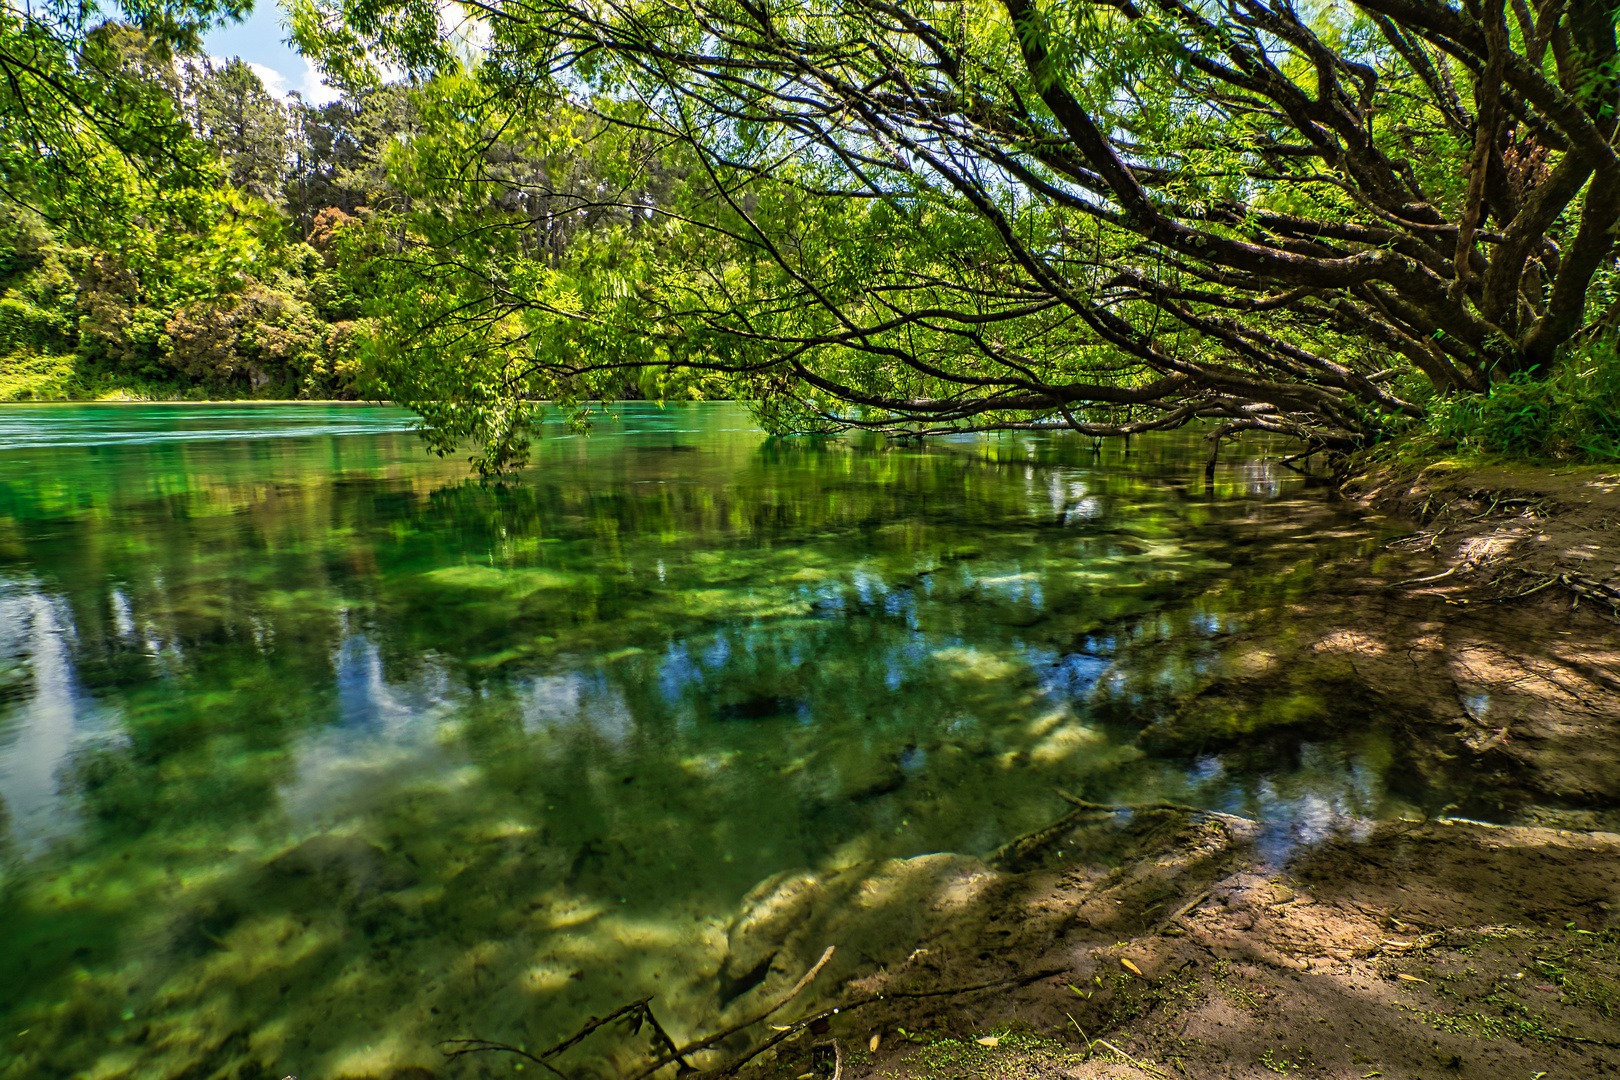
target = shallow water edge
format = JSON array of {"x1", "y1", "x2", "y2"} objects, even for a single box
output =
[{"x1": 1, "y1": 403, "x2": 1617, "y2": 1080}]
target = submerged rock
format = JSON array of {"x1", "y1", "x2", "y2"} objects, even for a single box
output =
[{"x1": 261, "y1": 833, "x2": 418, "y2": 905}]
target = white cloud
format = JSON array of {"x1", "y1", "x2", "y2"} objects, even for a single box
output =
[
  {"x1": 200, "y1": 54, "x2": 344, "y2": 106},
  {"x1": 256, "y1": 57, "x2": 345, "y2": 106},
  {"x1": 297, "y1": 58, "x2": 344, "y2": 105},
  {"x1": 245, "y1": 60, "x2": 292, "y2": 97}
]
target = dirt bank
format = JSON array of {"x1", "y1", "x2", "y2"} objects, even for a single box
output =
[
  {"x1": 793, "y1": 809, "x2": 1620, "y2": 1080},
  {"x1": 496, "y1": 809, "x2": 1618, "y2": 1080},
  {"x1": 1341, "y1": 458, "x2": 1620, "y2": 617}
]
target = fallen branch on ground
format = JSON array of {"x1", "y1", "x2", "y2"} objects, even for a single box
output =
[
  {"x1": 441, "y1": 996, "x2": 694, "y2": 1077},
  {"x1": 444, "y1": 952, "x2": 1070, "y2": 1080},
  {"x1": 626, "y1": 947, "x2": 838, "y2": 1080}
]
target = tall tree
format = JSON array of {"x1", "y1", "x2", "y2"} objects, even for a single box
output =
[
  {"x1": 293, "y1": 0, "x2": 1620, "y2": 457},
  {"x1": 186, "y1": 57, "x2": 291, "y2": 204},
  {"x1": 285, "y1": 83, "x2": 416, "y2": 228}
]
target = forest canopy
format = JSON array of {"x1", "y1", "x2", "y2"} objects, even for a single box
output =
[
  {"x1": 277, "y1": 0, "x2": 1620, "y2": 467},
  {"x1": 0, "y1": 0, "x2": 386, "y2": 402},
  {"x1": 3, "y1": 0, "x2": 1618, "y2": 469}
]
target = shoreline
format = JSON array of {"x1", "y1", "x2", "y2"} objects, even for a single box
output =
[
  {"x1": 709, "y1": 457, "x2": 1620, "y2": 1080},
  {"x1": 518, "y1": 806, "x2": 1619, "y2": 1080},
  {"x1": 1340, "y1": 456, "x2": 1620, "y2": 618}
]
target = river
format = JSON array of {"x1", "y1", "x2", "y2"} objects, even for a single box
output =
[{"x1": 0, "y1": 403, "x2": 1479, "y2": 1079}]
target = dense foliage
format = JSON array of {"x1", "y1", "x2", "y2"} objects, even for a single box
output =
[
  {"x1": 0, "y1": 8, "x2": 425, "y2": 402},
  {"x1": 6, "y1": 0, "x2": 1618, "y2": 468},
  {"x1": 278, "y1": 0, "x2": 1620, "y2": 465}
]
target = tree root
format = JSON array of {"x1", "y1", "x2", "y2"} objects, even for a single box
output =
[
  {"x1": 1053, "y1": 791, "x2": 1209, "y2": 815},
  {"x1": 1484, "y1": 569, "x2": 1620, "y2": 622},
  {"x1": 442, "y1": 952, "x2": 1071, "y2": 1079}
]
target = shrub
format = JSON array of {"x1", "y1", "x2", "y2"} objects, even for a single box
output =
[
  {"x1": 1422, "y1": 340, "x2": 1620, "y2": 462},
  {"x1": 164, "y1": 287, "x2": 325, "y2": 395}
]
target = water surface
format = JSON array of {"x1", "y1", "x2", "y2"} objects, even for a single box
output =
[{"x1": 2, "y1": 403, "x2": 1427, "y2": 1078}]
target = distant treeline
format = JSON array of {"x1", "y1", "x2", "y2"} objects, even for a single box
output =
[{"x1": 3, "y1": 26, "x2": 513, "y2": 403}]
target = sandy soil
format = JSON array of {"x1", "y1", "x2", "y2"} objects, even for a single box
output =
[
  {"x1": 736, "y1": 810, "x2": 1620, "y2": 1080},
  {"x1": 485, "y1": 804, "x2": 1617, "y2": 1080},
  {"x1": 1341, "y1": 459, "x2": 1620, "y2": 618}
]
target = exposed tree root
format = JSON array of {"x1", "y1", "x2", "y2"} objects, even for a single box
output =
[{"x1": 441, "y1": 946, "x2": 1073, "y2": 1079}]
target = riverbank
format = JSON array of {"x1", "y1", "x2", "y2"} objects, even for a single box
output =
[
  {"x1": 496, "y1": 805, "x2": 1620, "y2": 1080},
  {"x1": 722, "y1": 809, "x2": 1620, "y2": 1080},
  {"x1": 1342, "y1": 456, "x2": 1620, "y2": 617},
  {"x1": 678, "y1": 458, "x2": 1620, "y2": 1080}
]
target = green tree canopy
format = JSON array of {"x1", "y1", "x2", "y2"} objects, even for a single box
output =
[
  {"x1": 186, "y1": 57, "x2": 290, "y2": 203},
  {"x1": 294, "y1": 0, "x2": 1618, "y2": 461},
  {"x1": 0, "y1": 0, "x2": 253, "y2": 214}
]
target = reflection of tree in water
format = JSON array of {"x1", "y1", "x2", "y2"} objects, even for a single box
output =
[{"x1": 0, "y1": 418, "x2": 1427, "y2": 1080}]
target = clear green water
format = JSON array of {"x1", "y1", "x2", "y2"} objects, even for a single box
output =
[{"x1": 1, "y1": 403, "x2": 1426, "y2": 1078}]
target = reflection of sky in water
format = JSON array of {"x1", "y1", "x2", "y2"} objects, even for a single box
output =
[
  {"x1": 0, "y1": 583, "x2": 85, "y2": 846},
  {"x1": 336, "y1": 633, "x2": 420, "y2": 734},
  {"x1": 1182, "y1": 741, "x2": 1388, "y2": 862},
  {"x1": 520, "y1": 672, "x2": 634, "y2": 746},
  {"x1": 280, "y1": 668, "x2": 458, "y2": 827},
  {"x1": 660, "y1": 641, "x2": 702, "y2": 701},
  {"x1": 1038, "y1": 651, "x2": 1112, "y2": 698},
  {"x1": 2, "y1": 595, "x2": 1417, "y2": 863}
]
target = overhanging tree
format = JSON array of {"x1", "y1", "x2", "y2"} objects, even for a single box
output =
[
  {"x1": 0, "y1": 0, "x2": 255, "y2": 217},
  {"x1": 294, "y1": 0, "x2": 1620, "y2": 460}
]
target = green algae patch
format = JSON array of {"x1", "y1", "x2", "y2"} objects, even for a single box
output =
[{"x1": 418, "y1": 565, "x2": 576, "y2": 597}]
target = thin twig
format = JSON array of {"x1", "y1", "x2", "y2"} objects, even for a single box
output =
[
  {"x1": 443, "y1": 995, "x2": 693, "y2": 1077},
  {"x1": 440, "y1": 1040, "x2": 573, "y2": 1080},
  {"x1": 1158, "y1": 890, "x2": 1212, "y2": 932},
  {"x1": 991, "y1": 807, "x2": 1097, "y2": 867},
  {"x1": 1494, "y1": 574, "x2": 1561, "y2": 601},
  {"x1": 1054, "y1": 790, "x2": 1206, "y2": 815},
  {"x1": 1390, "y1": 564, "x2": 1461, "y2": 588},
  {"x1": 1092, "y1": 1038, "x2": 1175, "y2": 1079},
  {"x1": 628, "y1": 947, "x2": 836, "y2": 1080}
]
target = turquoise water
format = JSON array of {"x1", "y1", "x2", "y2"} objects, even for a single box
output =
[{"x1": 2, "y1": 404, "x2": 1420, "y2": 1078}]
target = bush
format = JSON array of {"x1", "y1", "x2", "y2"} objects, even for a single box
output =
[
  {"x1": 1423, "y1": 341, "x2": 1620, "y2": 461},
  {"x1": 164, "y1": 287, "x2": 325, "y2": 395},
  {"x1": 300, "y1": 319, "x2": 371, "y2": 398},
  {"x1": 0, "y1": 349, "x2": 80, "y2": 400}
]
